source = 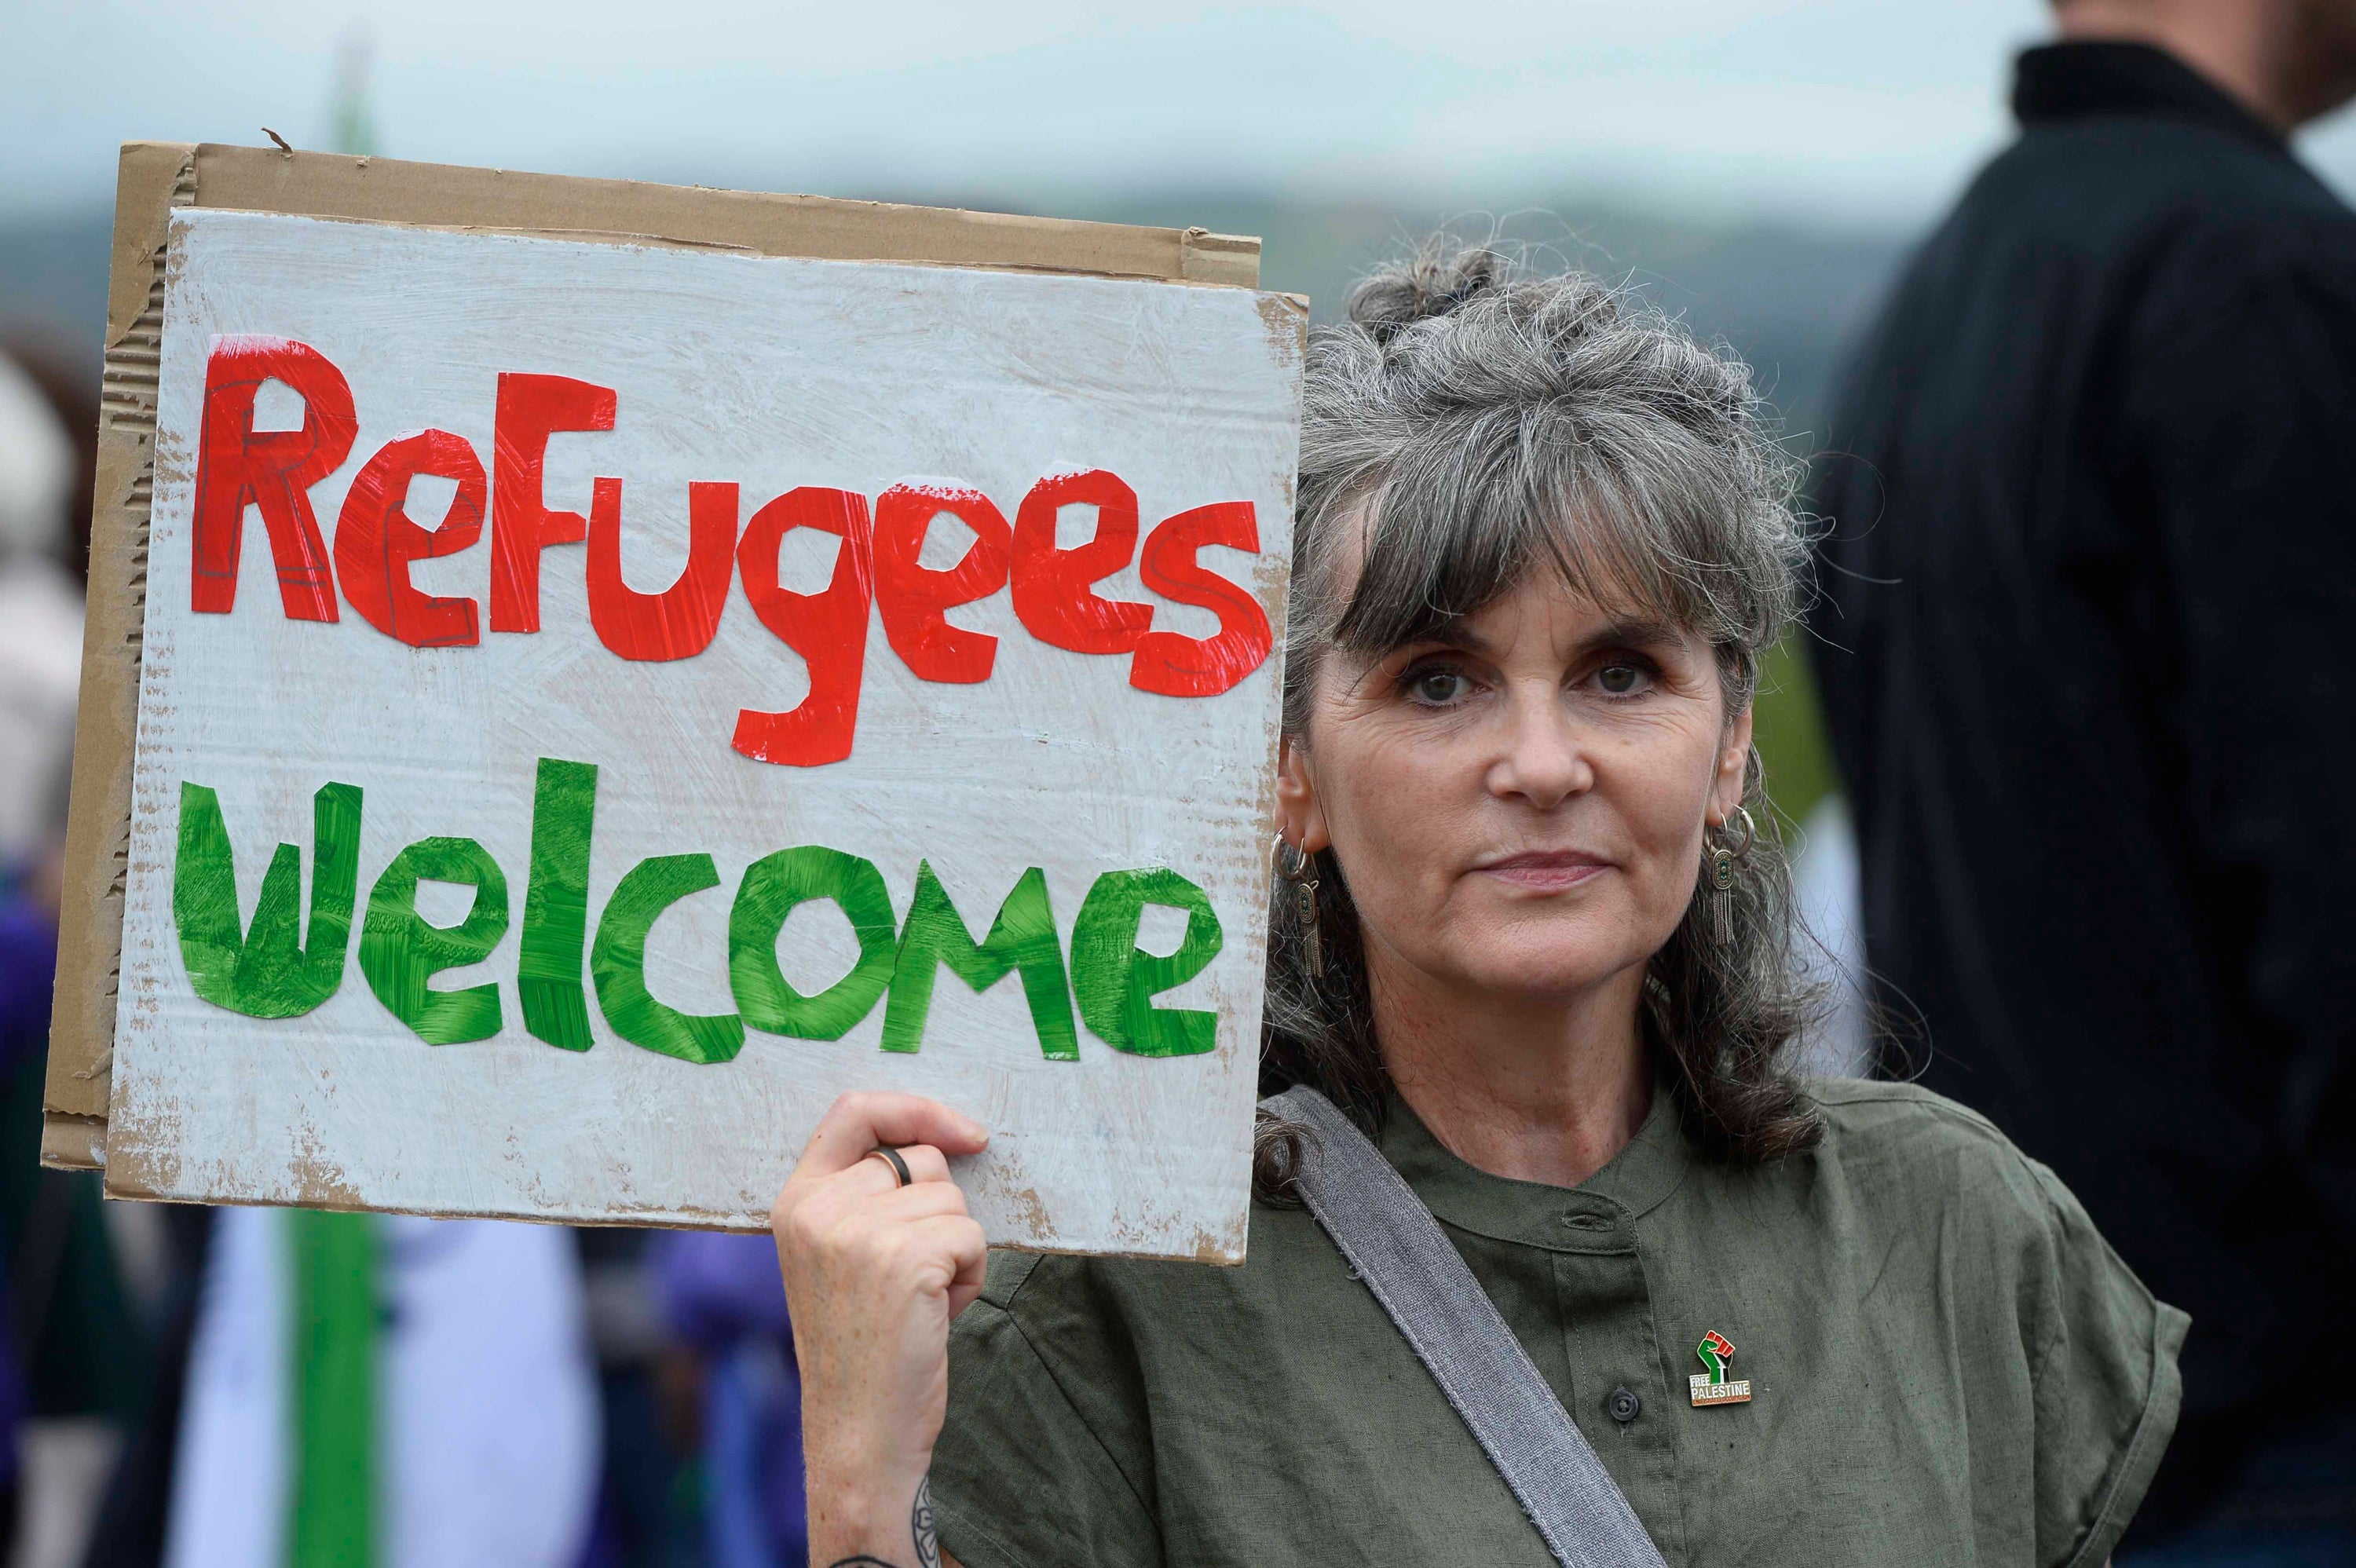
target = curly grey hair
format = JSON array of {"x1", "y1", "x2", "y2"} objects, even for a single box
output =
[{"x1": 1257, "y1": 239, "x2": 1824, "y2": 1193}]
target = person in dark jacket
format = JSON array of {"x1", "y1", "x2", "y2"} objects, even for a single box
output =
[{"x1": 1810, "y1": 1, "x2": 2356, "y2": 1559}]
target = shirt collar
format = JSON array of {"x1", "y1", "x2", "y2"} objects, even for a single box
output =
[
  {"x1": 1377, "y1": 1069, "x2": 1692, "y2": 1255},
  {"x1": 2012, "y1": 41, "x2": 2286, "y2": 154}
]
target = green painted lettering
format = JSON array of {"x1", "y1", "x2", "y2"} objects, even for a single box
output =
[
  {"x1": 880, "y1": 862, "x2": 1077, "y2": 1058},
  {"x1": 518, "y1": 757, "x2": 597, "y2": 1051},
  {"x1": 730, "y1": 846, "x2": 898, "y2": 1040},
  {"x1": 357, "y1": 836, "x2": 509, "y2": 1045},
  {"x1": 592, "y1": 852, "x2": 745, "y2": 1065},
  {"x1": 174, "y1": 779, "x2": 361, "y2": 1018},
  {"x1": 1070, "y1": 867, "x2": 1222, "y2": 1057}
]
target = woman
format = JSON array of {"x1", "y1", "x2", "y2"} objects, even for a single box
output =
[{"x1": 770, "y1": 243, "x2": 2185, "y2": 1567}]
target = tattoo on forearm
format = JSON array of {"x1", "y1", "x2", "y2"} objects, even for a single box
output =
[
  {"x1": 821, "y1": 1477, "x2": 940, "y2": 1568},
  {"x1": 913, "y1": 1476, "x2": 942, "y2": 1568}
]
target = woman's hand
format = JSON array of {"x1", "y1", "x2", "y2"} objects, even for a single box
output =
[{"x1": 774, "y1": 1091, "x2": 990, "y2": 1567}]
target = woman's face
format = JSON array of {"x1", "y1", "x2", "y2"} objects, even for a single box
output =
[{"x1": 1279, "y1": 567, "x2": 1751, "y2": 1011}]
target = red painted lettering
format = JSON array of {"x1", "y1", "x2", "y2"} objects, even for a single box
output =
[
  {"x1": 190, "y1": 335, "x2": 358, "y2": 620},
  {"x1": 1010, "y1": 468, "x2": 1152, "y2": 655},
  {"x1": 489, "y1": 373, "x2": 616, "y2": 634},
  {"x1": 1128, "y1": 502, "x2": 1273, "y2": 698},
  {"x1": 734, "y1": 487, "x2": 874, "y2": 766},
  {"x1": 587, "y1": 480, "x2": 738, "y2": 661},
  {"x1": 333, "y1": 429, "x2": 486, "y2": 648},
  {"x1": 873, "y1": 483, "x2": 1012, "y2": 684}
]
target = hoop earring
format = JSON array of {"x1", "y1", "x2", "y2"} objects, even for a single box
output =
[{"x1": 1272, "y1": 835, "x2": 1323, "y2": 979}]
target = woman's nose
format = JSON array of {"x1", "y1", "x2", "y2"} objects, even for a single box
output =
[{"x1": 1487, "y1": 689, "x2": 1593, "y2": 808}]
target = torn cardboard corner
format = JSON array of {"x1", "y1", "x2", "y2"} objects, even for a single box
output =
[
  {"x1": 40, "y1": 1113, "x2": 105, "y2": 1171},
  {"x1": 42, "y1": 141, "x2": 1264, "y2": 1175}
]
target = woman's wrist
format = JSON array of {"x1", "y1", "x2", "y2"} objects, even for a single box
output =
[
  {"x1": 799, "y1": 1397, "x2": 935, "y2": 1518},
  {"x1": 807, "y1": 1468, "x2": 942, "y2": 1568}
]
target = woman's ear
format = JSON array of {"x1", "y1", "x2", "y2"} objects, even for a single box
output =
[
  {"x1": 1275, "y1": 734, "x2": 1332, "y2": 853},
  {"x1": 1710, "y1": 705, "x2": 1755, "y2": 826}
]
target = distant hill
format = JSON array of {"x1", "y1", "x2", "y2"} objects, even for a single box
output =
[
  {"x1": 1, "y1": 187, "x2": 1909, "y2": 435},
  {"x1": 0, "y1": 204, "x2": 112, "y2": 367}
]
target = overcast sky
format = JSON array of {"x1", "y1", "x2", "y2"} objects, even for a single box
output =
[{"x1": 9, "y1": 0, "x2": 2356, "y2": 230}]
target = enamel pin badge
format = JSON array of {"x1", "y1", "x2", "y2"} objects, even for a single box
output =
[{"x1": 1690, "y1": 1331, "x2": 1752, "y2": 1406}]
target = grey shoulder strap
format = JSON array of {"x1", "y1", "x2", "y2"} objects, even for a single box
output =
[{"x1": 1264, "y1": 1085, "x2": 1668, "y2": 1568}]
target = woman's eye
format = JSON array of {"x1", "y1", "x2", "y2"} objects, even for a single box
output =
[
  {"x1": 1597, "y1": 662, "x2": 1650, "y2": 696},
  {"x1": 1407, "y1": 668, "x2": 1472, "y2": 705}
]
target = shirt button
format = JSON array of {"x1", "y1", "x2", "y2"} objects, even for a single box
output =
[
  {"x1": 1607, "y1": 1386, "x2": 1642, "y2": 1424},
  {"x1": 1561, "y1": 1212, "x2": 1611, "y2": 1231}
]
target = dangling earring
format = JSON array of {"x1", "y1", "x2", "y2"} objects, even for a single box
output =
[
  {"x1": 1705, "y1": 806, "x2": 1754, "y2": 944},
  {"x1": 1272, "y1": 835, "x2": 1323, "y2": 979},
  {"x1": 1706, "y1": 806, "x2": 1754, "y2": 892}
]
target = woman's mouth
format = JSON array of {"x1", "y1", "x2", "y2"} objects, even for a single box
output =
[{"x1": 1473, "y1": 850, "x2": 1610, "y2": 891}]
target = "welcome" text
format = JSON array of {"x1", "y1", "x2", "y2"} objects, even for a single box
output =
[{"x1": 174, "y1": 757, "x2": 1227, "y2": 1065}]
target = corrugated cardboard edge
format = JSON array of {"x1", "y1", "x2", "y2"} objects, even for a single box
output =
[
  {"x1": 43, "y1": 141, "x2": 194, "y2": 1169},
  {"x1": 42, "y1": 140, "x2": 1264, "y2": 1176}
]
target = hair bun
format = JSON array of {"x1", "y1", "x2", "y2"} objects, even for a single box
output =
[{"x1": 1343, "y1": 242, "x2": 1509, "y2": 344}]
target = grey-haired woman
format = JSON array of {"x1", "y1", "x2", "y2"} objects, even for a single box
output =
[{"x1": 769, "y1": 244, "x2": 2185, "y2": 1568}]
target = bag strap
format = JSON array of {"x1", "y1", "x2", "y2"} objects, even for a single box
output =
[{"x1": 1264, "y1": 1085, "x2": 1669, "y2": 1568}]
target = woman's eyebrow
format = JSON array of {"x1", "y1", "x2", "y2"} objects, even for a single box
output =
[
  {"x1": 1396, "y1": 615, "x2": 1681, "y2": 660},
  {"x1": 1425, "y1": 622, "x2": 1494, "y2": 655},
  {"x1": 1383, "y1": 620, "x2": 1494, "y2": 658},
  {"x1": 1582, "y1": 617, "x2": 1684, "y2": 653}
]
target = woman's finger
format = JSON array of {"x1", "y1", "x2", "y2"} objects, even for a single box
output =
[
  {"x1": 855, "y1": 1178, "x2": 971, "y2": 1223},
  {"x1": 905, "y1": 1214, "x2": 989, "y2": 1290},
  {"x1": 795, "y1": 1091, "x2": 986, "y2": 1179},
  {"x1": 839, "y1": 1141, "x2": 953, "y2": 1195},
  {"x1": 946, "y1": 1221, "x2": 990, "y2": 1320},
  {"x1": 779, "y1": 1149, "x2": 970, "y2": 1245}
]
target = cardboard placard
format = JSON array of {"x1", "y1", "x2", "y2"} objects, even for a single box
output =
[{"x1": 46, "y1": 144, "x2": 1298, "y2": 1261}]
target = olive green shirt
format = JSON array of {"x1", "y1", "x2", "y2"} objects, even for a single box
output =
[{"x1": 931, "y1": 1080, "x2": 2187, "y2": 1567}]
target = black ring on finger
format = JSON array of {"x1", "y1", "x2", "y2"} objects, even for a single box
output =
[{"x1": 864, "y1": 1146, "x2": 913, "y2": 1188}]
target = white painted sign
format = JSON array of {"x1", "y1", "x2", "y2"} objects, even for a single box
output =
[{"x1": 105, "y1": 209, "x2": 1301, "y2": 1260}]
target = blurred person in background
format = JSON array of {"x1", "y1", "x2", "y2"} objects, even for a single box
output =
[
  {"x1": 0, "y1": 342, "x2": 75, "y2": 1567},
  {"x1": 0, "y1": 342, "x2": 155, "y2": 1568},
  {"x1": 1811, "y1": 0, "x2": 2356, "y2": 1561},
  {"x1": 575, "y1": 1227, "x2": 707, "y2": 1568},
  {"x1": 650, "y1": 1230, "x2": 806, "y2": 1568},
  {"x1": 0, "y1": 349, "x2": 84, "y2": 877},
  {"x1": 161, "y1": 1208, "x2": 602, "y2": 1568}
]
